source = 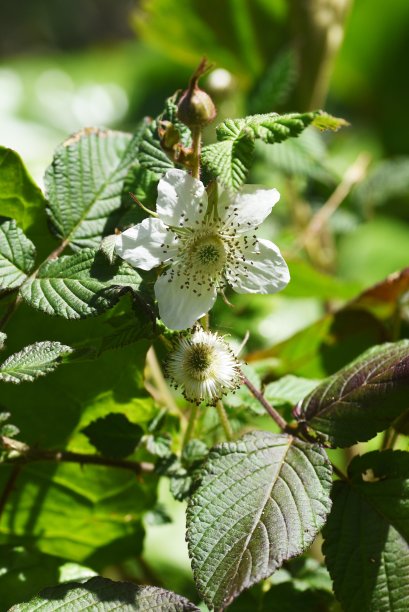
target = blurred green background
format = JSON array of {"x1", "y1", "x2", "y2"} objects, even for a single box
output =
[{"x1": 1, "y1": 0, "x2": 409, "y2": 606}]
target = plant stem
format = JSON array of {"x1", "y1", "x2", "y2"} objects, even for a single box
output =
[
  {"x1": 0, "y1": 465, "x2": 21, "y2": 519},
  {"x1": 0, "y1": 436, "x2": 154, "y2": 474},
  {"x1": 331, "y1": 462, "x2": 347, "y2": 481},
  {"x1": 216, "y1": 401, "x2": 233, "y2": 441},
  {"x1": 182, "y1": 403, "x2": 199, "y2": 448},
  {"x1": 243, "y1": 376, "x2": 288, "y2": 431},
  {"x1": 146, "y1": 347, "x2": 186, "y2": 424},
  {"x1": 191, "y1": 126, "x2": 202, "y2": 180}
]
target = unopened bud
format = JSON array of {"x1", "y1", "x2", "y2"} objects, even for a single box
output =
[{"x1": 177, "y1": 59, "x2": 217, "y2": 128}]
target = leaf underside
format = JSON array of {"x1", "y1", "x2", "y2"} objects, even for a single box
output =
[
  {"x1": 187, "y1": 430, "x2": 332, "y2": 610},
  {"x1": 323, "y1": 451, "x2": 409, "y2": 612},
  {"x1": 0, "y1": 341, "x2": 73, "y2": 383},
  {"x1": 297, "y1": 340, "x2": 409, "y2": 447}
]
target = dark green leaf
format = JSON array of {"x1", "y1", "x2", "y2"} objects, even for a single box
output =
[
  {"x1": 0, "y1": 463, "x2": 156, "y2": 568},
  {"x1": 82, "y1": 413, "x2": 144, "y2": 459},
  {"x1": 10, "y1": 576, "x2": 199, "y2": 611},
  {"x1": 45, "y1": 129, "x2": 137, "y2": 250},
  {"x1": 0, "y1": 341, "x2": 73, "y2": 383},
  {"x1": 0, "y1": 546, "x2": 95, "y2": 610},
  {"x1": 187, "y1": 430, "x2": 332, "y2": 609},
  {"x1": 323, "y1": 451, "x2": 409, "y2": 611},
  {"x1": 297, "y1": 340, "x2": 409, "y2": 447},
  {"x1": 249, "y1": 49, "x2": 297, "y2": 114},
  {"x1": 0, "y1": 219, "x2": 36, "y2": 292},
  {"x1": 19, "y1": 249, "x2": 142, "y2": 319}
]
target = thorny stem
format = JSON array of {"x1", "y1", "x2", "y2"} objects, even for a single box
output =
[
  {"x1": 216, "y1": 401, "x2": 233, "y2": 441},
  {"x1": 243, "y1": 376, "x2": 288, "y2": 431},
  {"x1": 182, "y1": 403, "x2": 200, "y2": 449},
  {"x1": 191, "y1": 126, "x2": 202, "y2": 180},
  {"x1": 0, "y1": 238, "x2": 70, "y2": 332},
  {"x1": 0, "y1": 436, "x2": 154, "y2": 474}
]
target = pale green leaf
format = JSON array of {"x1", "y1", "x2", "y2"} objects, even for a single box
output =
[
  {"x1": 0, "y1": 147, "x2": 47, "y2": 236},
  {"x1": 19, "y1": 249, "x2": 142, "y2": 319},
  {"x1": 187, "y1": 430, "x2": 332, "y2": 609},
  {"x1": 0, "y1": 332, "x2": 6, "y2": 351},
  {"x1": 10, "y1": 576, "x2": 199, "y2": 611},
  {"x1": 264, "y1": 375, "x2": 320, "y2": 409},
  {"x1": 323, "y1": 451, "x2": 409, "y2": 612},
  {"x1": 203, "y1": 110, "x2": 344, "y2": 191},
  {"x1": 0, "y1": 219, "x2": 36, "y2": 291},
  {"x1": 45, "y1": 129, "x2": 138, "y2": 250},
  {"x1": 0, "y1": 341, "x2": 73, "y2": 383}
]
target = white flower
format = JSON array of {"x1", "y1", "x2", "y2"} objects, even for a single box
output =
[
  {"x1": 166, "y1": 329, "x2": 241, "y2": 404},
  {"x1": 115, "y1": 169, "x2": 290, "y2": 330}
]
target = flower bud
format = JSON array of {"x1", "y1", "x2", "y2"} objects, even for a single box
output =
[{"x1": 177, "y1": 60, "x2": 217, "y2": 128}]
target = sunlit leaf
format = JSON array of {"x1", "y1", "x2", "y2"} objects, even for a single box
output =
[
  {"x1": 187, "y1": 430, "x2": 332, "y2": 609},
  {"x1": 0, "y1": 341, "x2": 73, "y2": 383},
  {"x1": 11, "y1": 576, "x2": 199, "y2": 611},
  {"x1": 19, "y1": 249, "x2": 141, "y2": 319},
  {"x1": 0, "y1": 219, "x2": 36, "y2": 292}
]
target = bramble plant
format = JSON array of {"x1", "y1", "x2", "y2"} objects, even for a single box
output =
[{"x1": 0, "y1": 58, "x2": 408, "y2": 612}]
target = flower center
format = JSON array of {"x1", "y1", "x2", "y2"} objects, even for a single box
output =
[
  {"x1": 190, "y1": 235, "x2": 226, "y2": 274},
  {"x1": 185, "y1": 343, "x2": 213, "y2": 380}
]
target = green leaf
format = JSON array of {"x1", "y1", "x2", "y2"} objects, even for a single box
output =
[
  {"x1": 201, "y1": 134, "x2": 255, "y2": 193},
  {"x1": 10, "y1": 576, "x2": 199, "y2": 611},
  {"x1": 137, "y1": 97, "x2": 191, "y2": 175},
  {"x1": 0, "y1": 546, "x2": 95, "y2": 610},
  {"x1": 186, "y1": 430, "x2": 332, "y2": 609},
  {"x1": 297, "y1": 340, "x2": 409, "y2": 447},
  {"x1": 19, "y1": 249, "x2": 142, "y2": 319},
  {"x1": 285, "y1": 259, "x2": 362, "y2": 300},
  {"x1": 0, "y1": 218, "x2": 36, "y2": 292},
  {"x1": 0, "y1": 332, "x2": 6, "y2": 351},
  {"x1": 0, "y1": 412, "x2": 19, "y2": 439},
  {"x1": 0, "y1": 463, "x2": 156, "y2": 567},
  {"x1": 0, "y1": 341, "x2": 73, "y2": 383},
  {"x1": 203, "y1": 111, "x2": 345, "y2": 191},
  {"x1": 264, "y1": 375, "x2": 320, "y2": 409},
  {"x1": 81, "y1": 413, "x2": 144, "y2": 459},
  {"x1": 45, "y1": 129, "x2": 137, "y2": 250},
  {"x1": 323, "y1": 451, "x2": 409, "y2": 612},
  {"x1": 258, "y1": 129, "x2": 335, "y2": 183},
  {"x1": 249, "y1": 49, "x2": 297, "y2": 114},
  {"x1": 0, "y1": 147, "x2": 48, "y2": 238},
  {"x1": 355, "y1": 157, "x2": 409, "y2": 210}
]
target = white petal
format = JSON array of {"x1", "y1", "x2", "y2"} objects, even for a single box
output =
[
  {"x1": 115, "y1": 217, "x2": 178, "y2": 271},
  {"x1": 154, "y1": 265, "x2": 217, "y2": 330},
  {"x1": 156, "y1": 169, "x2": 208, "y2": 229},
  {"x1": 227, "y1": 237, "x2": 290, "y2": 294},
  {"x1": 219, "y1": 185, "x2": 280, "y2": 233}
]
